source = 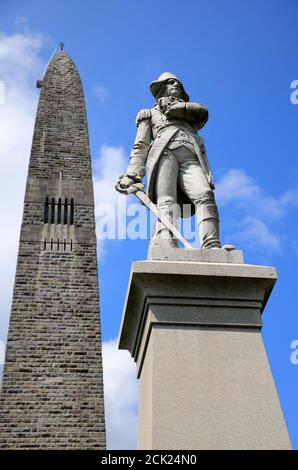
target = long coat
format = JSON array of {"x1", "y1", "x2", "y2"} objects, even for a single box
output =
[{"x1": 127, "y1": 103, "x2": 213, "y2": 217}]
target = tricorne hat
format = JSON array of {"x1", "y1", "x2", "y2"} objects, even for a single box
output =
[{"x1": 150, "y1": 72, "x2": 190, "y2": 102}]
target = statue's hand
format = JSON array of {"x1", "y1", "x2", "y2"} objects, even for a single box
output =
[
  {"x1": 115, "y1": 174, "x2": 136, "y2": 194},
  {"x1": 165, "y1": 101, "x2": 185, "y2": 118}
]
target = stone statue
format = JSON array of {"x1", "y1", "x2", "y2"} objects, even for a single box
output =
[{"x1": 116, "y1": 72, "x2": 230, "y2": 252}]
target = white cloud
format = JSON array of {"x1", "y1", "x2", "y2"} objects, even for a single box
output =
[
  {"x1": 216, "y1": 168, "x2": 259, "y2": 204},
  {"x1": 0, "y1": 26, "x2": 45, "y2": 348},
  {"x1": 229, "y1": 216, "x2": 280, "y2": 251},
  {"x1": 279, "y1": 189, "x2": 298, "y2": 207},
  {"x1": 0, "y1": 29, "x2": 44, "y2": 91},
  {"x1": 93, "y1": 145, "x2": 132, "y2": 254},
  {"x1": 216, "y1": 169, "x2": 298, "y2": 252},
  {"x1": 93, "y1": 145, "x2": 128, "y2": 210},
  {"x1": 102, "y1": 339, "x2": 138, "y2": 450},
  {"x1": 0, "y1": 80, "x2": 5, "y2": 104},
  {"x1": 0, "y1": 341, "x2": 5, "y2": 366},
  {"x1": 216, "y1": 169, "x2": 284, "y2": 219},
  {"x1": 94, "y1": 84, "x2": 110, "y2": 102}
]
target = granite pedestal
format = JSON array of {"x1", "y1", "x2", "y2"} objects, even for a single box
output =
[{"x1": 118, "y1": 249, "x2": 291, "y2": 449}]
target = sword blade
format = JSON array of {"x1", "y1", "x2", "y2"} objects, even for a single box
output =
[{"x1": 134, "y1": 189, "x2": 194, "y2": 250}]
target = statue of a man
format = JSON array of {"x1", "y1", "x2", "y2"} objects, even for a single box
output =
[{"x1": 117, "y1": 72, "x2": 222, "y2": 250}]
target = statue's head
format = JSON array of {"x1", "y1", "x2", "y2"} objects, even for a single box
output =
[{"x1": 150, "y1": 72, "x2": 189, "y2": 102}]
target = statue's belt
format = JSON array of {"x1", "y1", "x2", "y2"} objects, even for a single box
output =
[
  {"x1": 153, "y1": 122, "x2": 197, "y2": 138},
  {"x1": 150, "y1": 125, "x2": 209, "y2": 176}
]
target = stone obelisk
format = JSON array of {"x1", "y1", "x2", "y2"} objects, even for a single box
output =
[{"x1": 0, "y1": 51, "x2": 106, "y2": 449}]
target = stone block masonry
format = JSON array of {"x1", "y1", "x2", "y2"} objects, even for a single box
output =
[{"x1": 0, "y1": 52, "x2": 106, "y2": 449}]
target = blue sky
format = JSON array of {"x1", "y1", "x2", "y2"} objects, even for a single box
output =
[{"x1": 0, "y1": 0, "x2": 298, "y2": 449}]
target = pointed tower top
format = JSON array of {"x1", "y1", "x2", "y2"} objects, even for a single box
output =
[
  {"x1": 36, "y1": 49, "x2": 81, "y2": 92},
  {"x1": 36, "y1": 48, "x2": 76, "y2": 89},
  {"x1": 32, "y1": 49, "x2": 91, "y2": 180}
]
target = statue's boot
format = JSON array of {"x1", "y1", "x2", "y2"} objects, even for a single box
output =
[
  {"x1": 195, "y1": 194, "x2": 221, "y2": 249},
  {"x1": 149, "y1": 211, "x2": 179, "y2": 251}
]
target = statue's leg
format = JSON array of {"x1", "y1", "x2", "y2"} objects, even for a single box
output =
[
  {"x1": 195, "y1": 192, "x2": 221, "y2": 249},
  {"x1": 150, "y1": 150, "x2": 179, "y2": 248},
  {"x1": 178, "y1": 154, "x2": 221, "y2": 249}
]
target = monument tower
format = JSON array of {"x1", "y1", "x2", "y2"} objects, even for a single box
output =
[{"x1": 0, "y1": 51, "x2": 106, "y2": 449}]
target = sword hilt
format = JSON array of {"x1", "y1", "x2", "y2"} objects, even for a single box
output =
[{"x1": 115, "y1": 181, "x2": 144, "y2": 195}]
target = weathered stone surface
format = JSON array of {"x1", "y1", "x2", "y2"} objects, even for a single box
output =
[
  {"x1": 119, "y1": 260, "x2": 291, "y2": 450},
  {"x1": 148, "y1": 246, "x2": 244, "y2": 263},
  {"x1": 0, "y1": 52, "x2": 106, "y2": 449}
]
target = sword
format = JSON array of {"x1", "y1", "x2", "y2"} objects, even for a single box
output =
[{"x1": 116, "y1": 181, "x2": 194, "y2": 250}]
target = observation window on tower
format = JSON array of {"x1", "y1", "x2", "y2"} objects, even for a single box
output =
[
  {"x1": 70, "y1": 198, "x2": 74, "y2": 225},
  {"x1": 44, "y1": 197, "x2": 49, "y2": 224},
  {"x1": 57, "y1": 198, "x2": 62, "y2": 224},
  {"x1": 51, "y1": 198, "x2": 55, "y2": 224},
  {"x1": 64, "y1": 198, "x2": 68, "y2": 225},
  {"x1": 43, "y1": 197, "x2": 74, "y2": 225}
]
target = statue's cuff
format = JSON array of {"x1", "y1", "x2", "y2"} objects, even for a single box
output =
[{"x1": 126, "y1": 172, "x2": 143, "y2": 182}]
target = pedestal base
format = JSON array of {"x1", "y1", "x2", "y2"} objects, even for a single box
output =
[{"x1": 119, "y1": 259, "x2": 291, "y2": 450}]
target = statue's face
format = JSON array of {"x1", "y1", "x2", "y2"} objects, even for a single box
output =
[{"x1": 164, "y1": 79, "x2": 182, "y2": 98}]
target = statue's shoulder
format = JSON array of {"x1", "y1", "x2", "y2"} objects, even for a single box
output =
[
  {"x1": 196, "y1": 134, "x2": 206, "y2": 148},
  {"x1": 136, "y1": 108, "x2": 152, "y2": 127}
]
